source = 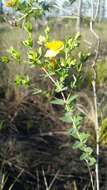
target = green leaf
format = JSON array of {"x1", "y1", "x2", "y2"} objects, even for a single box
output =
[
  {"x1": 70, "y1": 74, "x2": 77, "y2": 88},
  {"x1": 8, "y1": 47, "x2": 20, "y2": 60},
  {"x1": 23, "y1": 37, "x2": 33, "y2": 48},
  {"x1": 45, "y1": 26, "x2": 50, "y2": 34},
  {"x1": 44, "y1": 26, "x2": 50, "y2": 40},
  {"x1": 88, "y1": 157, "x2": 96, "y2": 166},
  {"x1": 32, "y1": 88, "x2": 42, "y2": 95},
  {"x1": 73, "y1": 116, "x2": 82, "y2": 127},
  {"x1": 38, "y1": 35, "x2": 46, "y2": 45},
  {"x1": 72, "y1": 141, "x2": 84, "y2": 149},
  {"x1": 0, "y1": 56, "x2": 9, "y2": 64},
  {"x1": 74, "y1": 32, "x2": 81, "y2": 40},
  {"x1": 79, "y1": 132, "x2": 90, "y2": 143},
  {"x1": 28, "y1": 50, "x2": 37, "y2": 63},
  {"x1": 51, "y1": 98, "x2": 65, "y2": 105},
  {"x1": 67, "y1": 127, "x2": 75, "y2": 134},
  {"x1": 84, "y1": 147, "x2": 93, "y2": 155},
  {"x1": 67, "y1": 95, "x2": 77, "y2": 105},
  {"x1": 67, "y1": 127, "x2": 78, "y2": 138},
  {"x1": 60, "y1": 112, "x2": 73, "y2": 123},
  {"x1": 24, "y1": 22, "x2": 33, "y2": 33},
  {"x1": 79, "y1": 52, "x2": 91, "y2": 62},
  {"x1": 69, "y1": 59, "x2": 76, "y2": 66},
  {"x1": 55, "y1": 81, "x2": 67, "y2": 93},
  {"x1": 80, "y1": 152, "x2": 89, "y2": 161},
  {"x1": 15, "y1": 75, "x2": 30, "y2": 87},
  {"x1": 55, "y1": 86, "x2": 67, "y2": 93}
]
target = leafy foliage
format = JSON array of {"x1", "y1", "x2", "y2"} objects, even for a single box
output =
[
  {"x1": 15, "y1": 75, "x2": 30, "y2": 87},
  {"x1": 5, "y1": 2, "x2": 96, "y2": 173}
]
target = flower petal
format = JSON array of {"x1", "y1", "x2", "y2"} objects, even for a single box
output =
[
  {"x1": 45, "y1": 41, "x2": 64, "y2": 52},
  {"x1": 45, "y1": 50, "x2": 59, "y2": 58}
]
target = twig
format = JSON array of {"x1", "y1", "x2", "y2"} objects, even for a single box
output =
[
  {"x1": 48, "y1": 170, "x2": 60, "y2": 190},
  {"x1": 42, "y1": 67, "x2": 56, "y2": 85},
  {"x1": 42, "y1": 168, "x2": 49, "y2": 190},
  {"x1": 94, "y1": 0, "x2": 100, "y2": 20},
  {"x1": 9, "y1": 169, "x2": 24, "y2": 190},
  {"x1": 42, "y1": 169, "x2": 60, "y2": 190},
  {"x1": 0, "y1": 174, "x2": 8, "y2": 190},
  {"x1": 87, "y1": 164, "x2": 95, "y2": 190},
  {"x1": 36, "y1": 169, "x2": 40, "y2": 190},
  {"x1": 40, "y1": 131, "x2": 69, "y2": 136}
]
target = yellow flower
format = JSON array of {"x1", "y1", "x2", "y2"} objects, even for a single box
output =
[
  {"x1": 46, "y1": 41, "x2": 64, "y2": 51},
  {"x1": 5, "y1": 0, "x2": 17, "y2": 7},
  {"x1": 45, "y1": 41, "x2": 64, "y2": 58}
]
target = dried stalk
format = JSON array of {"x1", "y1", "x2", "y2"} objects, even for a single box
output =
[
  {"x1": 42, "y1": 168, "x2": 49, "y2": 190},
  {"x1": 42, "y1": 168, "x2": 60, "y2": 190},
  {"x1": 95, "y1": 0, "x2": 101, "y2": 20},
  {"x1": 90, "y1": 1, "x2": 100, "y2": 190}
]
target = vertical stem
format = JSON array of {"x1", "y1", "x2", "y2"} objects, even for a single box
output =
[
  {"x1": 92, "y1": 80, "x2": 100, "y2": 190},
  {"x1": 87, "y1": 164, "x2": 95, "y2": 190},
  {"x1": 95, "y1": 0, "x2": 100, "y2": 19},
  {"x1": 42, "y1": 168, "x2": 49, "y2": 190},
  {"x1": 90, "y1": 1, "x2": 100, "y2": 189},
  {"x1": 76, "y1": 0, "x2": 82, "y2": 32}
]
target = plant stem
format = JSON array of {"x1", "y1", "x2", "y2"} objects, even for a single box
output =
[
  {"x1": 42, "y1": 67, "x2": 66, "y2": 102},
  {"x1": 42, "y1": 67, "x2": 96, "y2": 189},
  {"x1": 17, "y1": 7, "x2": 40, "y2": 23},
  {"x1": 42, "y1": 67, "x2": 56, "y2": 85},
  {"x1": 90, "y1": 1, "x2": 100, "y2": 189},
  {"x1": 87, "y1": 163, "x2": 95, "y2": 190},
  {"x1": 92, "y1": 81, "x2": 100, "y2": 190}
]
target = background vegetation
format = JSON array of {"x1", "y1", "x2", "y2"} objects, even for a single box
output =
[{"x1": 0, "y1": 0, "x2": 107, "y2": 190}]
